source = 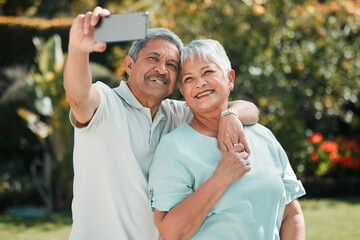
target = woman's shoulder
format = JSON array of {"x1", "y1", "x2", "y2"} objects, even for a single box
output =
[{"x1": 161, "y1": 123, "x2": 192, "y2": 141}]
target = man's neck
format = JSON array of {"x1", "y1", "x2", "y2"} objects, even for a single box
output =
[{"x1": 126, "y1": 82, "x2": 162, "y2": 119}]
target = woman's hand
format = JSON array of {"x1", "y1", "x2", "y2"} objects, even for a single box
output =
[
  {"x1": 68, "y1": 6, "x2": 110, "y2": 54},
  {"x1": 217, "y1": 114, "x2": 250, "y2": 153},
  {"x1": 213, "y1": 143, "x2": 251, "y2": 186}
]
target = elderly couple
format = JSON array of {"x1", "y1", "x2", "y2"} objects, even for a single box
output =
[{"x1": 64, "y1": 6, "x2": 306, "y2": 240}]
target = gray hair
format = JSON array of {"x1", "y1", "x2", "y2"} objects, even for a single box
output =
[
  {"x1": 180, "y1": 39, "x2": 231, "y2": 82},
  {"x1": 128, "y1": 28, "x2": 183, "y2": 62}
]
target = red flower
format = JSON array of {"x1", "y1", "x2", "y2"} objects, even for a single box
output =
[
  {"x1": 310, "y1": 133, "x2": 323, "y2": 143},
  {"x1": 335, "y1": 135, "x2": 347, "y2": 144},
  {"x1": 329, "y1": 152, "x2": 341, "y2": 162},
  {"x1": 321, "y1": 141, "x2": 339, "y2": 153},
  {"x1": 344, "y1": 140, "x2": 359, "y2": 152},
  {"x1": 310, "y1": 151, "x2": 319, "y2": 161},
  {"x1": 341, "y1": 157, "x2": 360, "y2": 171}
]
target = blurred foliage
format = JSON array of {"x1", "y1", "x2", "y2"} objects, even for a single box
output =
[
  {"x1": 101, "y1": 0, "x2": 360, "y2": 177},
  {"x1": 1, "y1": 0, "x2": 360, "y2": 208},
  {"x1": 0, "y1": 34, "x2": 123, "y2": 210},
  {"x1": 0, "y1": 16, "x2": 72, "y2": 67}
]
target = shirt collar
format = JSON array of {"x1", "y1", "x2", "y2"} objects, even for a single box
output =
[
  {"x1": 114, "y1": 81, "x2": 143, "y2": 109},
  {"x1": 114, "y1": 81, "x2": 166, "y2": 122}
]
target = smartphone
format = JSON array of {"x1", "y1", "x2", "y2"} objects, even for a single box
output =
[{"x1": 94, "y1": 11, "x2": 148, "y2": 43}]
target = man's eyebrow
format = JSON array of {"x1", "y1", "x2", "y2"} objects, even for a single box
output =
[
  {"x1": 147, "y1": 52, "x2": 160, "y2": 57},
  {"x1": 170, "y1": 59, "x2": 179, "y2": 65}
]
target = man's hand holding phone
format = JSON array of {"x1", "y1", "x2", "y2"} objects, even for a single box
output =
[
  {"x1": 69, "y1": 6, "x2": 110, "y2": 54},
  {"x1": 69, "y1": 6, "x2": 148, "y2": 55}
]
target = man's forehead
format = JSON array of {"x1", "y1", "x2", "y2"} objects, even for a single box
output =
[{"x1": 142, "y1": 39, "x2": 179, "y2": 55}]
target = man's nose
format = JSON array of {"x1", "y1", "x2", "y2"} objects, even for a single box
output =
[{"x1": 154, "y1": 62, "x2": 167, "y2": 75}]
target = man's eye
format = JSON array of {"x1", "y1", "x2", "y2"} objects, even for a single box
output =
[
  {"x1": 148, "y1": 56, "x2": 158, "y2": 61},
  {"x1": 167, "y1": 63, "x2": 178, "y2": 70},
  {"x1": 204, "y1": 70, "x2": 213, "y2": 75}
]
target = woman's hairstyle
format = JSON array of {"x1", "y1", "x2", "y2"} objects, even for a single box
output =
[
  {"x1": 180, "y1": 39, "x2": 231, "y2": 80},
  {"x1": 128, "y1": 28, "x2": 183, "y2": 62}
]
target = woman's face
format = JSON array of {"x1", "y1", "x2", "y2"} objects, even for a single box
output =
[{"x1": 180, "y1": 55, "x2": 234, "y2": 116}]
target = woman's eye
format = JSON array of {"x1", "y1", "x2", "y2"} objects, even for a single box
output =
[
  {"x1": 204, "y1": 70, "x2": 213, "y2": 75},
  {"x1": 183, "y1": 77, "x2": 192, "y2": 83}
]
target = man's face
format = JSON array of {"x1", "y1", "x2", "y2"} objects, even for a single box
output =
[{"x1": 126, "y1": 38, "x2": 180, "y2": 105}]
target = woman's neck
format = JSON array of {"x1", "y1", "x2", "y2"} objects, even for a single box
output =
[{"x1": 189, "y1": 113, "x2": 220, "y2": 138}]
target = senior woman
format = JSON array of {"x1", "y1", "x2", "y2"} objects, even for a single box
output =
[{"x1": 148, "y1": 39, "x2": 306, "y2": 240}]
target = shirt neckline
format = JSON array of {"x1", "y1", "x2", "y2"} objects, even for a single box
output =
[{"x1": 113, "y1": 81, "x2": 166, "y2": 123}]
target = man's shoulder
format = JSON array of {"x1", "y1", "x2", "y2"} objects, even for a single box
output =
[
  {"x1": 160, "y1": 98, "x2": 185, "y2": 110},
  {"x1": 245, "y1": 123, "x2": 276, "y2": 141},
  {"x1": 245, "y1": 123, "x2": 270, "y2": 133},
  {"x1": 93, "y1": 81, "x2": 117, "y2": 94}
]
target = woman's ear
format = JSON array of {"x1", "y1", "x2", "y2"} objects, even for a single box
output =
[
  {"x1": 124, "y1": 55, "x2": 134, "y2": 77},
  {"x1": 227, "y1": 70, "x2": 235, "y2": 91}
]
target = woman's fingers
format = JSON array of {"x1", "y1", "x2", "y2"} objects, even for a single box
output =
[{"x1": 232, "y1": 143, "x2": 245, "y2": 153}]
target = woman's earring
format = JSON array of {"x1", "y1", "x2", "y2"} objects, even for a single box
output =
[{"x1": 184, "y1": 102, "x2": 188, "y2": 106}]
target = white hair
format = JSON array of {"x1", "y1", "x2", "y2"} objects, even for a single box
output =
[{"x1": 180, "y1": 39, "x2": 231, "y2": 83}]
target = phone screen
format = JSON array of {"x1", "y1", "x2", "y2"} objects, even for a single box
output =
[{"x1": 94, "y1": 11, "x2": 148, "y2": 43}]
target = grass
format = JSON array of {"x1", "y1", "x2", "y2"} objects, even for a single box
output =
[
  {"x1": 0, "y1": 198, "x2": 359, "y2": 240},
  {"x1": 301, "y1": 197, "x2": 360, "y2": 240},
  {"x1": 0, "y1": 211, "x2": 72, "y2": 240}
]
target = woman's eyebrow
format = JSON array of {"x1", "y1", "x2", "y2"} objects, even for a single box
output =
[
  {"x1": 201, "y1": 65, "x2": 210, "y2": 70},
  {"x1": 182, "y1": 72, "x2": 192, "y2": 77}
]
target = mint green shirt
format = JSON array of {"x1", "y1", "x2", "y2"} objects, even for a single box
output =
[{"x1": 148, "y1": 123, "x2": 305, "y2": 240}]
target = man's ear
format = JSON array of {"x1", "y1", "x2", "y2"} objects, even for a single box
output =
[
  {"x1": 124, "y1": 55, "x2": 135, "y2": 76},
  {"x1": 227, "y1": 69, "x2": 235, "y2": 91}
]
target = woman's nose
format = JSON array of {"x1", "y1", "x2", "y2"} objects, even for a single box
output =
[{"x1": 196, "y1": 77, "x2": 207, "y2": 88}]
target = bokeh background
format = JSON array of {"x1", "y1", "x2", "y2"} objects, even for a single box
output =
[{"x1": 0, "y1": 0, "x2": 359, "y2": 239}]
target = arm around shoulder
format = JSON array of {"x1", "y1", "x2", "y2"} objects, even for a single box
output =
[{"x1": 228, "y1": 100, "x2": 259, "y2": 126}]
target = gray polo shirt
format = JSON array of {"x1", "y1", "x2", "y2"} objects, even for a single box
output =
[{"x1": 69, "y1": 81, "x2": 192, "y2": 240}]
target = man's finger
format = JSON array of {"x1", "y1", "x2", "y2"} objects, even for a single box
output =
[
  {"x1": 73, "y1": 14, "x2": 85, "y2": 33},
  {"x1": 90, "y1": 6, "x2": 103, "y2": 26},
  {"x1": 100, "y1": 8, "x2": 110, "y2": 17},
  {"x1": 219, "y1": 142, "x2": 229, "y2": 153},
  {"x1": 239, "y1": 136, "x2": 251, "y2": 154},
  {"x1": 93, "y1": 41, "x2": 107, "y2": 52},
  {"x1": 83, "y1": 11, "x2": 93, "y2": 35}
]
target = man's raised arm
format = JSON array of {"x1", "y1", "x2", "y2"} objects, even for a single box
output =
[{"x1": 63, "y1": 6, "x2": 110, "y2": 125}]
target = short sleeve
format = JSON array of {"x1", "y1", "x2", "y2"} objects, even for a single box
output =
[
  {"x1": 161, "y1": 99, "x2": 193, "y2": 128},
  {"x1": 69, "y1": 82, "x2": 109, "y2": 132},
  {"x1": 265, "y1": 128, "x2": 306, "y2": 204},
  {"x1": 148, "y1": 135, "x2": 194, "y2": 212}
]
